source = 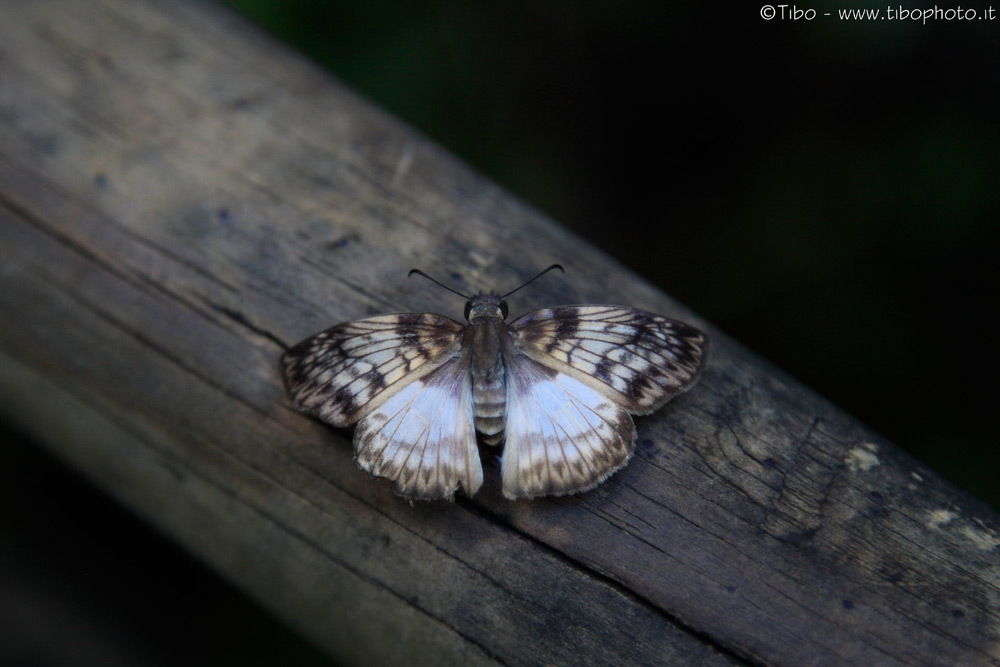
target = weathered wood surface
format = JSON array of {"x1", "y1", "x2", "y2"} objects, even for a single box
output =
[{"x1": 1, "y1": 1, "x2": 998, "y2": 665}]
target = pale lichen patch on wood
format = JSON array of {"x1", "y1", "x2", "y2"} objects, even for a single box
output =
[
  {"x1": 925, "y1": 509, "x2": 999, "y2": 551},
  {"x1": 960, "y1": 524, "x2": 1000, "y2": 552},
  {"x1": 845, "y1": 442, "x2": 880, "y2": 472},
  {"x1": 925, "y1": 508, "x2": 959, "y2": 530}
]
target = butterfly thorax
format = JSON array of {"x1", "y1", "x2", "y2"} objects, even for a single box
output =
[{"x1": 465, "y1": 292, "x2": 509, "y2": 445}]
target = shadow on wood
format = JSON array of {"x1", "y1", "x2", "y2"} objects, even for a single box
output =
[{"x1": 1, "y1": 1, "x2": 997, "y2": 665}]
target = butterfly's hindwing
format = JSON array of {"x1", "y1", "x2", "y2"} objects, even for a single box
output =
[
  {"x1": 502, "y1": 355, "x2": 635, "y2": 499},
  {"x1": 281, "y1": 313, "x2": 464, "y2": 426},
  {"x1": 509, "y1": 305, "x2": 708, "y2": 415},
  {"x1": 355, "y1": 354, "x2": 482, "y2": 500}
]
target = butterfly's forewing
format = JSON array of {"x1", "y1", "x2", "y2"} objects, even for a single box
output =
[
  {"x1": 355, "y1": 355, "x2": 482, "y2": 500},
  {"x1": 502, "y1": 356, "x2": 635, "y2": 499},
  {"x1": 509, "y1": 305, "x2": 708, "y2": 415},
  {"x1": 281, "y1": 313, "x2": 465, "y2": 426}
]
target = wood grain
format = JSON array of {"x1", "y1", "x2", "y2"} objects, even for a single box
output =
[{"x1": 1, "y1": 1, "x2": 997, "y2": 665}]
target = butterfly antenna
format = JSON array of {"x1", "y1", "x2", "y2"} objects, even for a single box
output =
[
  {"x1": 501, "y1": 264, "x2": 565, "y2": 299},
  {"x1": 408, "y1": 269, "x2": 473, "y2": 300}
]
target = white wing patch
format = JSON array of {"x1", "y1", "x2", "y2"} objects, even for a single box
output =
[
  {"x1": 355, "y1": 356, "x2": 482, "y2": 500},
  {"x1": 502, "y1": 355, "x2": 635, "y2": 499}
]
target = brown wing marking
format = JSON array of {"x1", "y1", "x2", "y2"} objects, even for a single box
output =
[
  {"x1": 509, "y1": 305, "x2": 708, "y2": 414},
  {"x1": 282, "y1": 313, "x2": 464, "y2": 426}
]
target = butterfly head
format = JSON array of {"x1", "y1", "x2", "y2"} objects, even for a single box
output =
[
  {"x1": 409, "y1": 264, "x2": 563, "y2": 324},
  {"x1": 464, "y1": 291, "x2": 509, "y2": 323}
]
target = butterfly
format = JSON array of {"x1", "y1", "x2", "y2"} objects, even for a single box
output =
[{"x1": 281, "y1": 266, "x2": 708, "y2": 501}]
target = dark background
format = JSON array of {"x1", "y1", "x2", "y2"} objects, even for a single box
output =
[
  {"x1": 4, "y1": 2, "x2": 997, "y2": 664},
  {"x1": 223, "y1": 0, "x2": 998, "y2": 503}
]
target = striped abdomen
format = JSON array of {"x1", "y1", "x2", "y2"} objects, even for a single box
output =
[
  {"x1": 467, "y1": 317, "x2": 507, "y2": 445},
  {"x1": 473, "y1": 366, "x2": 506, "y2": 444}
]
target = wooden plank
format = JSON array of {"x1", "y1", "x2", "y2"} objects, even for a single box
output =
[{"x1": 0, "y1": 1, "x2": 997, "y2": 665}]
